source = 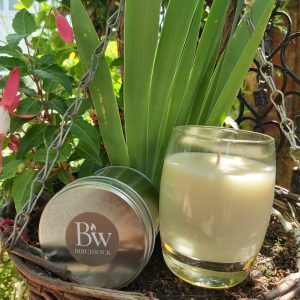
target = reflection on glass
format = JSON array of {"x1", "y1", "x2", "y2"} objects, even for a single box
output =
[{"x1": 160, "y1": 126, "x2": 276, "y2": 289}]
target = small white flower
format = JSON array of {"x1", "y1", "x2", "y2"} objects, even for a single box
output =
[{"x1": 0, "y1": 105, "x2": 11, "y2": 135}]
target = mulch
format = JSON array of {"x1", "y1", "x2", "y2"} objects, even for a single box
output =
[
  {"x1": 8, "y1": 197, "x2": 298, "y2": 300},
  {"x1": 125, "y1": 216, "x2": 297, "y2": 300}
]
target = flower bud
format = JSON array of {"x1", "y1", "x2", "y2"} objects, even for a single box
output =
[{"x1": 55, "y1": 10, "x2": 74, "y2": 44}]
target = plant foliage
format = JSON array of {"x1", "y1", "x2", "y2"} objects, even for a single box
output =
[
  {"x1": 0, "y1": 1, "x2": 122, "y2": 211},
  {"x1": 72, "y1": 0, "x2": 276, "y2": 187}
]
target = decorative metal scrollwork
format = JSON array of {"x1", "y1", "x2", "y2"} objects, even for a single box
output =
[{"x1": 237, "y1": 2, "x2": 300, "y2": 152}]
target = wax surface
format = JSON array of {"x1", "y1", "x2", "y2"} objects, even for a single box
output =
[{"x1": 160, "y1": 152, "x2": 275, "y2": 263}]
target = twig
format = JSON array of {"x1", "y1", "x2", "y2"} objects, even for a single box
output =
[
  {"x1": 294, "y1": 228, "x2": 300, "y2": 271},
  {"x1": 272, "y1": 208, "x2": 293, "y2": 232},
  {"x1": 253, "y1": 273, "x2": 300, "y2": 300}
]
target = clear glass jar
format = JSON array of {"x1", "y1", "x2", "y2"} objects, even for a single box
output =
[{"x1": 159, "y1": 126, "x2": 276, "y2": 288}]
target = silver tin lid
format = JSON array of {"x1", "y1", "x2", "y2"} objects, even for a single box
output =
[{"x1": 39, "y1": 176, "x2": 156, "y2": 289}]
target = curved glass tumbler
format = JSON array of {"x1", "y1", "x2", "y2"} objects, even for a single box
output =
[{"x1": 159, "y1": 126, "x2": 276, "y2": 288}]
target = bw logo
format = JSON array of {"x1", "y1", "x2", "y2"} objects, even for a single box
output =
[
  {"x1": 66, "y1": 212, "x2": 119, "y2": 266},
  {"x1": 75, "y1": 222, "x2": 112, "y2": 247}
]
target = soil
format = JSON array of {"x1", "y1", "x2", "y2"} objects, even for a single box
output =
[
  {"x1": 24, "y1": 200, "x2": 298, "y2": 300},
  {"x1": 124, "y1": 216, "x2": 298, "y2": 300}
]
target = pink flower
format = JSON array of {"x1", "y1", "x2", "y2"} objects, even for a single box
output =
[
  {"x1": 55, "y1": 10, "x2": 74, "y2": 44},
  {"x1": 1, "y1": 68, "x2": 21, "y2": 114},
  {"x1": 0, "y1": 68, "x2": 21, "y2": 130},
  {"x1": 0, "y1": 68, "x2": 21, "y2": 172},
  {"x1": 0, "y1": 68, "x2": 38, "y2": 173}
]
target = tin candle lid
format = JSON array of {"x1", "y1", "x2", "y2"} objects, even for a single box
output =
[{"x1": 39, "y1": 168, "x2": 158, "y2": 289}]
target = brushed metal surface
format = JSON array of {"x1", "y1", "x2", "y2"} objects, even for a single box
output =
[{"x1": 39, "y1": 180, "x2": 153, "y2": 288}]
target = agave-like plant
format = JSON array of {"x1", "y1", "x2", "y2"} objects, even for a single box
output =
[{"x1": 71, "y1": 0, "x2": 276, "y2": 188}]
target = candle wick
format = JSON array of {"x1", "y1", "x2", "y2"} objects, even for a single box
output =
[{"x1": 216, "y1": 152, "x2": 221, "y2": 166}]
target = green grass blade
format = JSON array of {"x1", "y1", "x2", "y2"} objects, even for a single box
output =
[
  {"x1": 151, "y1": 1, "x2": 204, "y2": 185},
  {"x1": 205, "y1": 0, "x2": 276, "y2": 125},
  {"x1": 188, "y1": 0, "x2": 244, "y2": 125},
  {"x1": 124, "y1": 0, "x2": 161, "y2": 173},
  {"x1": 189, "y1": 50, "x2": 226, "y2": 125},
  {"x1": 230, "y1": 0, "x2": 245, "y2": 36},
  {"x1": 71, "y1": 0, "x2": 129, "y2": 166},
  {"x1": 146, "y1": 0, "x2": 199, "y2": 177},
  {"x1": 176, "y1": 0, "x2": 231, "y2": 126}
]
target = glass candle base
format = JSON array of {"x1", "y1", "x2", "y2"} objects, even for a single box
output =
[{"x1": 162, "y1": 242, "x2": 253, "y2": 289}]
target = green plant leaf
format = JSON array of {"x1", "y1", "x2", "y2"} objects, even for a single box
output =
[
  {"x1": 58, "y1": 171, "x2": 71, "y2": 185},
  {"x1": 76, "y1": 142, "x2": 102, "y2": 165},
  {"x1": 12, "y1": 9, "x2": 37, "y2": 36},
  {"x1": 34, "y1": 143, "x2": 73, "y2": 163},
  {"x1": 10, "y1": 116, "x2": 28, "y2": 133},
  {"x1": 44, "y1": 13, "x2": 56, "y2": 30},
  {"x1": 67, "y1": 149, "x2": 82, "y2": 162},
  {"x1": 21, "y1": 0, "x2": 34, "y2": 8},
  {"x1": 178, "y1": 0, "x2": 230, "y2": 125},
  {"x1": 42, "y1": 79, "x2": 59, "y2": 92},
  {"x1": 78, "y1": 160, "x2": 98, "y2": 178},
  {"x1": 6, "y1": 34, "x2": 26, "y2": 45},
  {"x1": 34, "y1": 149, "x2": 60, "y2": 163},
  {"x1": 0, "y1": 57, "x2": 29, "y2": 74},
  {"x1": 1, "y1": 178, "x2": 14, "y2": 196},
  {"x1": 151, "y1": 0, "x2": 204, "y2": 183},
  {"x1": 146, "y1": 0, "x2": 200, "y2": 178},
  {"x1": 31, "y1": 36, "x2": 51, "y2": 55},
  {"x1": 70, "y1": 119, "x2": 99, "y2": 154},
  {"x1": 60, "y1": 143, "x2": 74, "y2": 160},
  {"x1": 44, "y1": 97, "x2": 68, "y2": 115},
  {"x1": 71, "y1": 0, "x2": 129, "y2": 166},
  {"x1": 36, "y1": 10, "x2": 47, "y2": 27},
  {"x1": 205, "y1": 0, "x2": 276, "y2": 125},
  {"x1": 0, "y1": 45, "x2": 26, "y2": 61},
  {"x1": 55, "y1": 49, "x2": 74, "y2": 65},
  {"x1": 110, "y1": 56, "x2": 124, "y2": 68},
  {"x1": 0, "y1": 160, "x2": 23, "y2": 180},
  {"x1": 75, "y1": 98, "x2": 93, "y2": 115},
  {"x1": 35, "y1": 53, "x2": 56, "y2": 68},
  {"x1": 16, "y1": 97, "x2": 42, "y2": 115},
  {"x1": 124, "y1": 0, "x2": 161, "y2": 173},
  {"x1": 32, "y1": 65, "x2": 72, "y2": 94},
  {"x1": 43, "y1": 126, "x2": 60, "y2": 148},
  {"x1": 34, "y1": 148, "x2": 54, "y2": 163},
  {"x1": 17, "y1": 124, "x2": 48, "y2": 159},
  {"x1": 230, "y1": 0, "x2": 245, "y2": 36},
  {"x1": 12, "y1": 169, "x2": 37, "y2": 212},
  {"x1": 21, "y1": 87, "x2": 39, "y2": 98},
  {"x1": 50, "y1": 31, "x2": 66, "y2": 49}
]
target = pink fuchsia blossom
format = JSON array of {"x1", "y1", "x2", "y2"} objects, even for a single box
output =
[
  {"x1": 0, "y1": 68, "x2": 38, "y2": 173},
  {"x1": 0, "y1": 68, "x2": 21, "y2": 133},
  {"x1": 0, "y1": 68, "x2": 21, "y2": 172},
  {"x1": 55, "y1": 10, "x2": 74, "y2": 44},
  {"x1": 1, "y1": 68, "x2": 21, "y2": 113}
]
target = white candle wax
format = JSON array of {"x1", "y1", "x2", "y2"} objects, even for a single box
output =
[{"x1": 160, "y1": 152, "x2": 275, "y2": 263}]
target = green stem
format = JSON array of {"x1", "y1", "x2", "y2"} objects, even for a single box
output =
[{"x1": 34, "y1": 8, "x2": 53, "y2": 57}]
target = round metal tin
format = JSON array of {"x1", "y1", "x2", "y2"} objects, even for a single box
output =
[{"x1": 39, "y1": 167, "x2": 159, "y2": 289}]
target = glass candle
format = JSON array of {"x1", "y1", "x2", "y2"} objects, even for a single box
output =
[{"x1": 159, "y1": 126, "x2": 276, "y2": 288}]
